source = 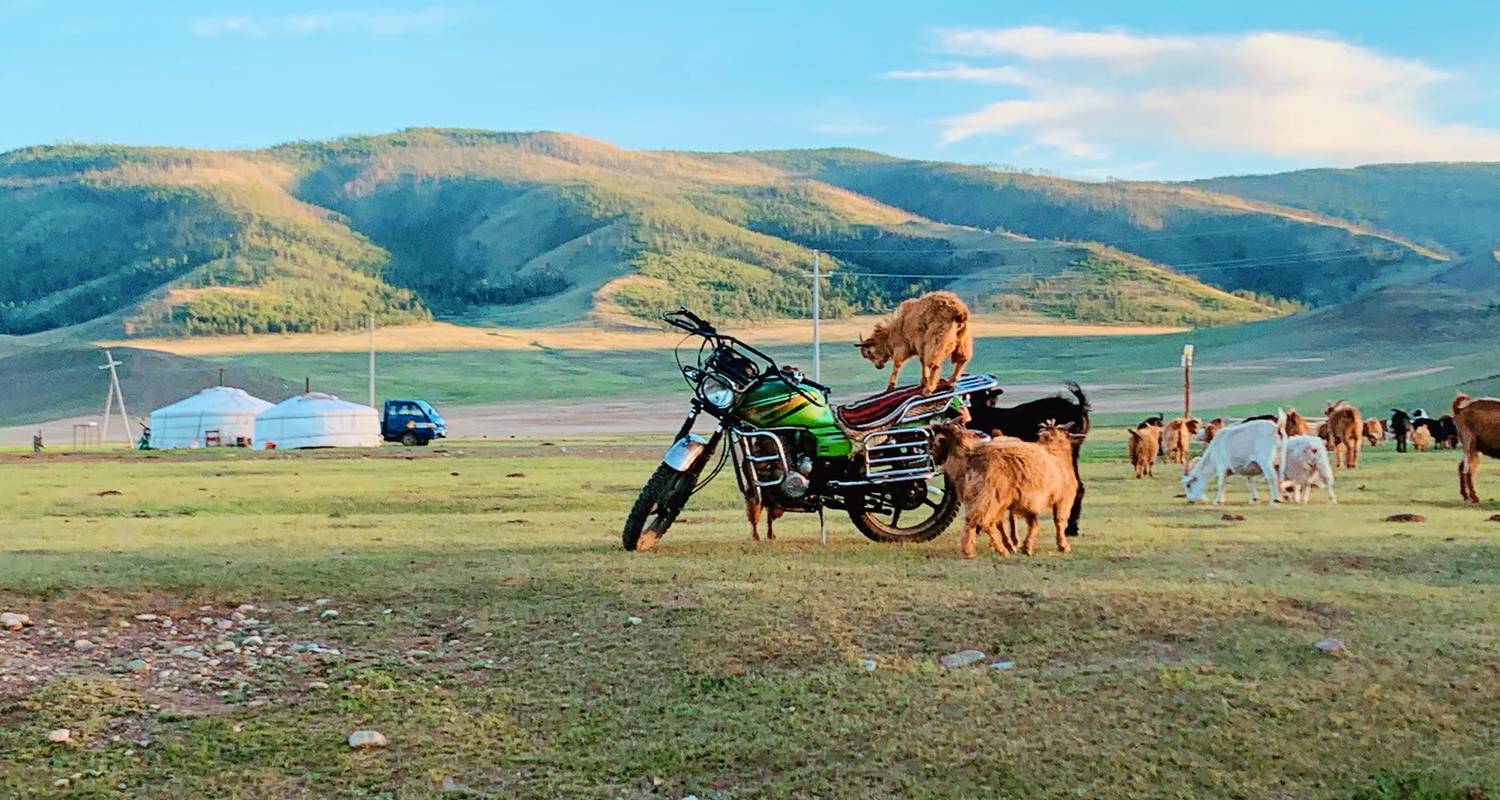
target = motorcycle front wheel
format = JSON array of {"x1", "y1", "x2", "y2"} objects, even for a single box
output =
[
  {"x1": 848, "y1": 474, "x2": 960, "y2": 543},
  {"x1": 622, "y1": 464, "x2": 695, "y2": 551}
]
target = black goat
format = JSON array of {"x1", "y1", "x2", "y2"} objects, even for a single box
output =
[
  {"x1": 1434, "y1": 415, "x2": 1459, "y2": 449},
  {"x1": 967, "y1": 382, "x2": 1091, "y2": 537},
  {"x1": 1389, "y1": 409, "x2": 1411, "y2": 453},
  {"x1": 1410, "y1": 415, "x2": 1458, "y2": 449}
]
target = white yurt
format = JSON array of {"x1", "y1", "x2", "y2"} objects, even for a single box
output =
[
  {"x1": 253, "y1": 392, "x2": 381, "y2": 450},
  {"x1": 147, "y1": 387, "x2": 273, "y2": 449}
]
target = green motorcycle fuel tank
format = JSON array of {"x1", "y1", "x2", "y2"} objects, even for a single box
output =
[{"x1": 736, "y1": 379, "x2": 853, "y2": 458}]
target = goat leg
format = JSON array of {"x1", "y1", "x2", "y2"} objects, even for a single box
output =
[{"x1": 1053, "y1": 506, "x2": 1070, "y2": 554}]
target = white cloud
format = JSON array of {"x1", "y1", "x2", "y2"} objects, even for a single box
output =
[
  {"x1": 813, "y1": 121, "x2": 884, "y2": 136},
  {"x1": 191, "y1": 8, "x2": 458, "y2": 39},
  {"x1": 885, "y1": 64, "x2": 1035, "y2": 86},
  {"x1": 896, "y1": 26, "x2": 1500, "y2": 165}
]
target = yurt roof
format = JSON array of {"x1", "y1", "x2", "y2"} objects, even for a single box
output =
[
  {"x1": 258, "y1": 392, "x2": 376, "y2": 419},
  {"x1": 151, "y1": 387, "x2": 273, "y2": 418}
]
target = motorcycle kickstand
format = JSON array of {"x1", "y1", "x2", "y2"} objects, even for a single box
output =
[{"x1": 818, "y1": 506, "x2": 827, "y2": 546}]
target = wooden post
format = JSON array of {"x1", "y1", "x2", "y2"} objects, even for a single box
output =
[{"x1": 1181, "y1": 344, "x2": 1195, "y2": 419}]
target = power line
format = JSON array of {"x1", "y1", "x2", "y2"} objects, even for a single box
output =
[{"x1": 807, "y1": 221, "x2": 1414, "y2": 255}]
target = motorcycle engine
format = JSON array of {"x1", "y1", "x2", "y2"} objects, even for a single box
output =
[{"x1": 746, "y1": 431, "x2": 816, "y2": 503}]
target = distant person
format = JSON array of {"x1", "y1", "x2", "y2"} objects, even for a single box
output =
[{"x1": 32, "y1": 432, "x2": 43, "y2": 454}]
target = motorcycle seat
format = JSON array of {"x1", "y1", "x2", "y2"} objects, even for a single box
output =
[{"x1": 836, "y1": 381, "x2": 954, "y2": 431}]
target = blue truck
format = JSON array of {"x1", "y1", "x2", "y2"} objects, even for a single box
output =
[{"x1": 381, "y1": 399, "x2": 447, "y2": 446}]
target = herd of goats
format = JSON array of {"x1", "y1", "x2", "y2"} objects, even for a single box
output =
[{"x1": 848, "y1": 291, "x2": 1500, "y2": 559}]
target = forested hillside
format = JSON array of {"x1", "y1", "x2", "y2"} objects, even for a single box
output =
[
  {"x1": 1, "y1": 129, "x2": 1477, "y2": 338},
  {"x1": 0, "y1": 145, "x2": 428, "y2": 336},
  {"x1": 1192, "y1": 163, "x2": 1500, "y2": 256}
]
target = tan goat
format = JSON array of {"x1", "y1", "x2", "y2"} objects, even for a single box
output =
[
  {"x1": 1324, "y1": 401, "x2": 1363, "y2": 468},
  {"x1": 1284, "y1": 408, "x2": 1310, "y2": 437},
  {"x1": 1363, "y1": 418, "x2": 1386, "y2": 446},
  {"x1": 1411, "y1": 426, "x2": 1433, "y2": 451},
  {"x1": 1163, "y1": 417, "x2": 1201, "y2": 468},
  {"x1": 1454, "y1": 393, "x2": 1500, "y2": 504},
  {"x1": 1127, "y1": 426, "x2": 1160, "y2": 478},
  {"x1": 857, "y1": 291, "x2": 973, "y2": 394},
  {"x1": 933, "y1": 422, "x2": 1079, "y2": 558}
]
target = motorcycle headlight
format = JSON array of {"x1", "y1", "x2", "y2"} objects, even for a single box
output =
[{"x1": 701, "y1": 373, "x2": 737, "y2": 409}]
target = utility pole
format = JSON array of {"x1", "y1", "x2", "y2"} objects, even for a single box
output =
[
  {"x1": 98, "y1": 350, "x2": 132, "y2": 445},
  {"x1": 1182, "y1": 344, "x2": 1195, "y2": 419},
  {"x1": 811, "y1": 251, "x2": 821, "y2": 383},
  {"x1": 367, "y1": 314, "x2": 376, "y2": 408}
]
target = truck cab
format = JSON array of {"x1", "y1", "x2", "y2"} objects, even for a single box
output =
[{"x1": 382, "y1": 399, "x2": 447, "y2": 446}]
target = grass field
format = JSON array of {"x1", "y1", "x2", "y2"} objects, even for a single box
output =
[{"x1": 2, "y1": 434, "x2": 1498, "y2": 798}]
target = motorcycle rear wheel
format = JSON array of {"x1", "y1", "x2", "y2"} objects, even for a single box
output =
[
  {"x1": 848, "y1": 475, "x2": 960, "y2": 543},
  {"x1": 622, "y1": 464, "x2": 694, "y2": 551}
]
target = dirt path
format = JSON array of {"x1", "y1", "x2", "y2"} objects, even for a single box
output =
[
  {"x1": 98, "y1": 318, "x2": 1185, "y2": 356},
  {"x1": 0, "y1": 367, "x2": 1451, "y2": 445}
]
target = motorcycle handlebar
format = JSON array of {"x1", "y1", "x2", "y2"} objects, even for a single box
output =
[{"x1": 664, "y1": 307, "x2": 822, "y2": 404}]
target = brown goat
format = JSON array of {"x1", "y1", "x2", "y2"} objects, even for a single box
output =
[
  {"x1": 1411, "y1": 426, "x2": 1433, "y2": 451},
  {"x1": 933, "y1": 422, "x2": 1078, "y2": 558},
  {"x1": 741, "y1": 435, "x2": 785, "y2": 541},
  {"x1": 857, "y1": 291, "x2": 973, "y2": 394},
  {"x1": 1363, "y1": 418, "x2": 1386, "y2": 447},
  {"x1": 1284, "y1": 408, "x2": 1310, "y2": 437},
  {"x1": 1454, "y1": 393, "x2": 1500, "y2": 504},
  {"x1": 1200, "y1": 417, "x2": 1227, "y2": 445},
  {"x1": 1163, "y1": 417, "x2": 1201, "y2": 468},
  {"x1": 1324, "y1": 401, "x2": 1363, "y2": 469},
  {"x1": 1127, "y1": 426, "x2": 1160, "y2": 478}
]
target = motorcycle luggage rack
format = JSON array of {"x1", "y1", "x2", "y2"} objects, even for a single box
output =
[{"x1": 858, "y1": 427, "x2": 935, "y2": 485}]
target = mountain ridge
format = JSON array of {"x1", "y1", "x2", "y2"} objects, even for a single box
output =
[{"x1": 3, "y1": 128, "x2": 1485, "y2": 339}]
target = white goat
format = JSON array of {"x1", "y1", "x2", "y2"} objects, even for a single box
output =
[
  {"x1": 1181, "y1": 416, "x2": 1284, "y2": 505},
  {"x1": 1277, "y1": 435, "x2": 1337, "y2": 504}
]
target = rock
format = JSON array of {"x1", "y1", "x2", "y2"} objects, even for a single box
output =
[
  {"x1": 626, "y1": 616, "x2": 643, "y2": 626},
  {"x1": 440, "y1": 776, "x2": 464, "y2": 793},
  {"x1": 858, "y1": 659, "x2": 877, "y2": 672},
  {"x1": 73, "y1": 639, "x2": 95, "y2": 652},
  {"x1": 307, "y1": 680, "x2": 330, "y2": 690},
  {"x1": 347, "y1": 730, "x2": 387, "y2": 749},
  {"x1": 47, "y1": 728, "x2": 71, "y2": 744},
  {"x1": 241, "y1": 635, "x2": 264, "y2": 646},
  {"x1": 1, "y1": 612, "x2": 30, "y2": 631},
  {"x1": 1221, "y1": 513, "x2": 1246, "y2": 522},
  {"x1": 1315, "y1": 638, "x2": 1347, "y2": 657},
  {"x1": 319, "y1": 609, "x2": 339, "y2": 620},
  {"x1": 216, "y1": 618, "x2": 235, "y2": 630},
  {"x1": 125, "y1": 659, "x2": 149, "y2": 673},
  {"x1": 170, "y1": 646, "x2": 203, "y2": 659},
  {"x1": 989, "y1": 661, "x2": 1016, "y2": 671},
  {"x1": 54, "y1": 779, "x2": 70, "y2": 788},
  {"x1": 939, "y1": 649, "x2": 987, "y2": 669},
  {"x1": 315, "y1": 598, "x2": 332, "y2": 607},
  {"x1": 295, "y1": 605, "x2": 311, "y2": 613},
  {"x1": 135, "y1": 613, "x2": 157, "y2": 621},
  {"x1": 236, "y1": 604, "x2": 256, "y2": 613},
  {"x1": 1488, "y1": 514, "x2": 1500, "y2": 522},
  {"x1": 215, "y1": 641, "x2": 238, "y2": 652},
  {"x1": 1385, "y1": 513, "x2": 1425, "y2": 523}
]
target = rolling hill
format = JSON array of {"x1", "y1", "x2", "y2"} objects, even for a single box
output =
[{"x1": 7, "y1": 128, "x2": 1470, "y2": 339}]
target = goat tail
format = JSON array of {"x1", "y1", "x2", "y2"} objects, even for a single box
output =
[{"x1": 1454, "y1": 392, "x2": 1473, "y2": 415}]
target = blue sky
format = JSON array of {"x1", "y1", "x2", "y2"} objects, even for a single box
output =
[{"x1": 4, "y1": 0, "x2": 1499, "y2": 179}]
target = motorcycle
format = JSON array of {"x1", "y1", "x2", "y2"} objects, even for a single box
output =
[{"x1": 622, "y1": 308, "x2": 998, "y2": 551}]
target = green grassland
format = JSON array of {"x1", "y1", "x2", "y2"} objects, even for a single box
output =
[{"x1": 1, "y1": 435, "x2": 1497, "y2": 798}]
